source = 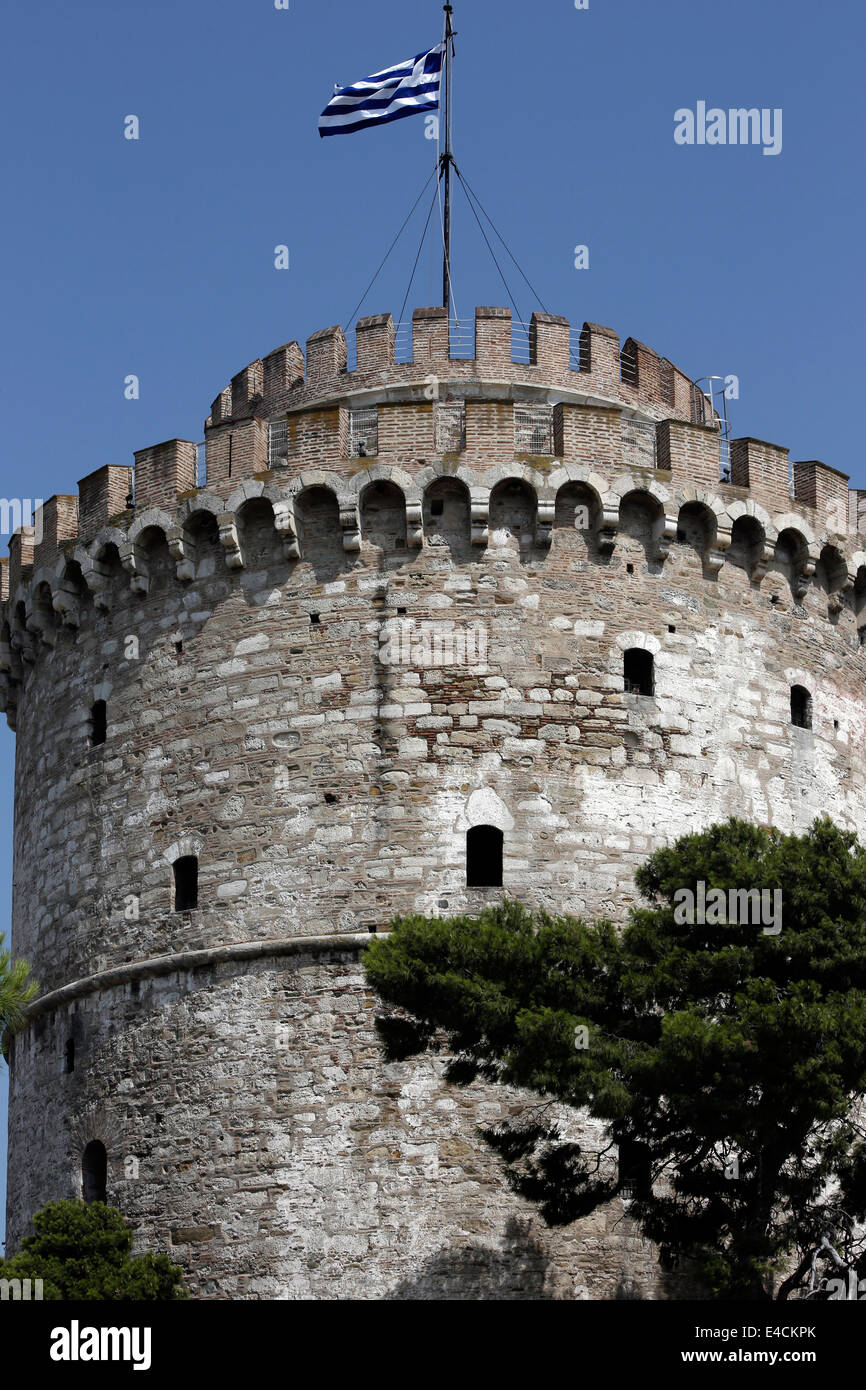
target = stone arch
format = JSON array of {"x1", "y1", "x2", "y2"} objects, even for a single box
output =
[
  {"x1": 489, "y1": 476, "x2": 538, "y2": 561},
  {"x1": 414, "y1": 463, "x2": 479, "y2": 495},
  {"x1": 611, "y1": 630, "x2": 662, "y2": 695},
  {"x1": 26, "y1": 577, "x2": 57, "y2": 647},
  {"x1": 52, "y1": 556, "x2": 91, "y2": 626},
  {"x1": 617, "y1": 488, "x2": 667, "y2": 566},
  {"x1": 726, "y1": 513, "x2": 769, "y2": 584},
  {"x1": 814, "y1": 542, "x2": 850, "y2": 621},
  {"x1": 235, "y1": 496, "x2": 285, "y2": 571},
  {"x1": 771, "y1": 525, "x2": 814, "y2": 603},
  {"x1": 856, "y1": 556, "x2": 866, "y2": 642},
  {"x1": 553, "y1": 479, "x2": 603, "y2": 559},
  {"x1": 359, "y1": 478, "x2": 409, "y2": 555},
  {"x1": 294, "y1": 484, "x2": 345, "y2": 577},
  {"x1": 127, "y1": 522, "x2": 174, "y2": 596},
  {"x1": 78, "y1": 533, "x2": 127, "y2": 609},
  {"x1": 675, "y1": 499, "x2": 720, "y2": 575},
  {"x1": 179, "y1": 505, "x2": 223, "y2": 581},
  {"x1": 163, "y1": 834, "x2": 204, "y2": 866},
  {"x1": 423, "y1": 476, "x2": 472, "y2": 559}
]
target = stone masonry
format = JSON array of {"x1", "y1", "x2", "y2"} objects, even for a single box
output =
[{"x1": 4, "y1": 305, "x2": 866, "y2": 1299}]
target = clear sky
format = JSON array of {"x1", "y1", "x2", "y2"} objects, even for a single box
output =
[{"x1": 0, "y1": 0, "x2": 863, "y2": 1249}]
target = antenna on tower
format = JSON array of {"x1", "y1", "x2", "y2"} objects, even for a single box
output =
[{"x1": 694, "y1": 376, "x2": 734, "y2": 483}]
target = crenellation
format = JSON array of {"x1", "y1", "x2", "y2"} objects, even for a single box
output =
[
  {"x1": 412, "y1": 304, "x2": 450, "y2": 364},
  {"x1": 77, "y1": 464, "x2": 133, "y2": 543},
  {"x1": 305, "y1": 324, "x2": 347, "y2": 382},
  {"x1": 355, "y1": 313, "x2": 396, "y2": 373},
  {"x1": 32, "y1": 496, "x2": 79, "y2": 571},
  {"x1": 133, "y1": 441, "x2": 197, "y2": 513},
  {"x1": 262, "y1": 341, "x2": 305, "y2": 404},
  {"x1": 792, "y1": 459, "x2": 849, "y2": 535},
  {"x1": 8, "y1": 526, "x2": 36, "y2": 601},
  {"x1": 475, "y1": 305, "x2": 512, "y2": 369},
  {"x1": 529, "y1": 312, "x2": 570, "y2": 375},
  {"x1": 729, "y1": 437, "x2": 792, "y2": 513},
  {"x1": 579, "y1": 321, "x2": 620, "y2": 391},
  {"x1": 230, "y1": 360, "x2": 264, "y2": 419},
  {"x1": 657, "y1": 418, "x2": 722, "y2": 489}
]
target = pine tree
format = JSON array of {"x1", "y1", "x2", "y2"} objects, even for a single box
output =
[
  {"x1": 0, "y1": 1200, "x2": 187, "y2": 1300},
  {"x1": 364, "y1": 818, "x2": 866, "y2": 1299}
]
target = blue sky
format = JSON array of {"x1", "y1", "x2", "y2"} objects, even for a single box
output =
[{"x1": 1, "y1": 0, "x2": 863, "y2": 1248}]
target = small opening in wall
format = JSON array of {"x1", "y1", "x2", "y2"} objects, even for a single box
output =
[
  {"x1": 64, "y1": 1039, "x2": 75, "y2": 1074},
  {"x1": 834, "y1": 719, "x2": 839, "y2": 730},
  {"x1": 397, "y1": 607, "x2": 407, "y2": 616},
  {"x1": 790, "y1": 685, "x2": 812, "y2": 730},
  {"x1": 624, "y1": 649, "x2": 654, "y2": 697},
  {"x1": 173, "y1": 856, "x2": 199, "y2": 911},
  {"x1": 770, "y1": 594, "x2": 780, "y2": 606},
  {"x1": 626, "y1": 563, "x2": 634, "y2": 575},
  {"x1": 466, "y1": 825, "x2": 504, "y2": 888},
  {"x1": 174, "y1": 639, "x2": 183, "y2": 654},
  {"x1": 310, "y1": 613, "x2": 320, "y2": 626},
  {"x1": 431, "y1": 499, "x2": 444, "y2": 517},
  {"x1": 677, "y1": 529, "x2": 686, "y2": 543},
  {"x1": 90, "y1": 700, "x2": 107, "y2": 746},
  {"x1": 82, "y1": 1140, "x2": 107, "y2": 1205},
  {"x1": 367, "y1": 924, "x2": 378, "y2": 934},
  {"x1": 324, "y1": 793, "x2": 337, "y2": 804},
  {"x1": 668, "y1": 625, "x2": 676, "y2": 634},
  {"x1": 618, "y1": 1138, "x2": 652, "y2": 1201}
]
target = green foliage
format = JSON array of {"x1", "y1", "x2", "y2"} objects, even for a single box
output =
[
  {"x1": 0, "y1": 930, "x2": 37, "y2": 1051},
  {"x1": 364, "y1": 818, "x2": 866, "y2": 1300},
  {"x1": 0, "y1": 1200, "x2": 188, "y2": 1300}
]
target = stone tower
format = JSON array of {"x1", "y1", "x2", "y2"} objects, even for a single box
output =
[{"x1": 3, "y1": 305, "x2": 865, "y2": 1298}]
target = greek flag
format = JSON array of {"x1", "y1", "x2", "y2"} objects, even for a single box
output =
[{"x1": 319, "y1": 44, "x2": 444, "y2": 138}]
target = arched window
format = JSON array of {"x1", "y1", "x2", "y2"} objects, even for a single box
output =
[
  {"x1": 90, "y1": 700, "x2": 107, "y2": 746},
  {"x1": 791, "y1": 685, "x2": 812, "y2": 730},
  {"x1": 82, "y1": 1140, "x2": 107, "y2": 1205},
  {"x1": 624, "y1": 648, "x2": 654, "y2": 697},
  {"x1": 466, "y1": 825, "x2": 503, "y2": 888},
  {"x1": 173, "y1": 856, "x2": 198, "y2": 911}
]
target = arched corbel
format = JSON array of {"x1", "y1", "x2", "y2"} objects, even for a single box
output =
[
  {"x1": 166, "y1": 527, "x2": 193, "y2": 582},
  {"x1": 406, "y1": 499, "x2": 424, "y2": 548},
  {"x1": 271, "y1": 499, "x2": 300, "y2": 560},
  {"x1": 655, "y1": 513, "x2": 678, "y2": 563},
  {"x1": 340, "y1": 501, "x2": 361, "y2": 553},
  {"x1": 470, "y1": 489, "x2": 489, "y2": 545},
  {"x1": 707, "y1": 525, "x2": 732, "y2": 575},
  {"x1": 218, "y1": 512, "x2": 244, "y2": 570},
  {"x1": 536, "y1": 498, "x2": 555, "y2": 547},
  {"x1": 119, "y1": 540, "x2": 149, "y2": 596}
]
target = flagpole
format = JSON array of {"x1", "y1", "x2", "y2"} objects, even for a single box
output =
[{"x1": 440, "y1": 4, "x2": 455, "y2": 310}]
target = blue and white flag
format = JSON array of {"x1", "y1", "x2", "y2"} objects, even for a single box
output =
[{"x1": 319, "y1": 44, "x2": 444, "y2": 138}]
